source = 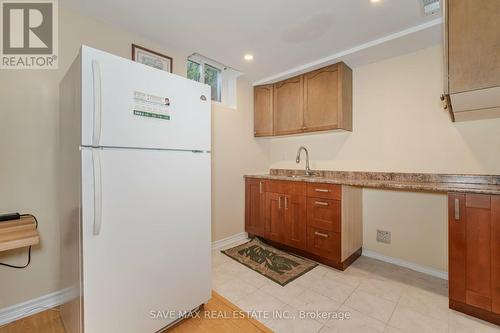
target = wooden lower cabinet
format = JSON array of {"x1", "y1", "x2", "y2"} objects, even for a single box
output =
[
  {"x1": 307, "y1": 197, "x2": 341, "y2": 232},
  {"x1": 245, "y1": 178, "x2": 362, "y2": 270},
  {"x1": 306, "y1": 227, "x2": 340, "y2": 260},
  {"x1": 245, "y1": 178, "x2": 266, "y2": 237},
  {"x1": 265, "y1": 192, "x2": 284, "y2": 243},
  {"x1": 283, "y1": 195, "x2": 307, "y2": 250},
  {"x1": 448, "y1": 193, "x2": 500, "y2": 325}
]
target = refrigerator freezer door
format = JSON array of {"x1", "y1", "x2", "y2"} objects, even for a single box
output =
[
  {"x1": 81, "y1": 148, "x2": 211, "y2": 333},
  {"x1": 81, "y1": 46, "x2": 211, "y2": 151}
]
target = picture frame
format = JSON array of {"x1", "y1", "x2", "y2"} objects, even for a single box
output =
[{"x1": 131, "y1": 44, "x2": 173, "y2": 73}]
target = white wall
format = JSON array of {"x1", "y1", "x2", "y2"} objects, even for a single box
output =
[
  {"x1": 0, "y1": 7, "x2": 269, "y2": 309},
  {"x1": 268, "y1": 46, "x2": 500, "y2": 271},
  {"x1": 211, "y1": 84, "x2": 270, "y2": 240}
]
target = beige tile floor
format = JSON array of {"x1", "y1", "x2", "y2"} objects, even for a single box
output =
[{"x1": 212, "y1": 246, "x2": 500, "y2": 333}]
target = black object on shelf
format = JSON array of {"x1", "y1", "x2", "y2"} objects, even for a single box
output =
[{"x1": 0, "y1": 213, "x2": 20, "y2": 222}]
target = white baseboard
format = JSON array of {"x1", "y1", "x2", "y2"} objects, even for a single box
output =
[
  {"x1": 1, "y1": 233, "x2": 250, "y2": 326},
  {"x1": 0, "y1": 287, "x2": 73, "y2": 326},
  {"x1": 0, "y1": 243, "x2": 446, "y2": 326},
  {"x1": 212, "y1": 232, "x2": 249, "y2": 250},
  {"x1": 362, "y1": 248, "x2": 448, "y2": 280}
]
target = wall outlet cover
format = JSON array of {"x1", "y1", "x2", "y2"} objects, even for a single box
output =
[{"x1": 376, "y1": 229, "x2": 391, "y2": 244}]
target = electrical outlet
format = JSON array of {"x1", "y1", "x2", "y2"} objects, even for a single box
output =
[
  {"x1": 421, "y1": 0, "x2": 441, "y2": 16},
  {"x1": 376, "y1": 229, "x2": 391, "y2": 244}
]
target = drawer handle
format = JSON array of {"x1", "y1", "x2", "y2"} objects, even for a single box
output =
[
  {"x1": 259, "y1": 181, "x2": 263, "y2": 194},
  {"x1": 314, "y1": 231, "x2": 329, "y2": 238},
  {"x1": 278, "y1": 196, "x2": 282, "y2": 209},
  {"x1": 315, "y1": 189, "x2": 330, "y2": 193},
  {"x1": 454, "y1": 198, "x2": 460, "y2": 221},
  {"x1": 315, "y1": 201, "x2": 329, "y2": 206}
]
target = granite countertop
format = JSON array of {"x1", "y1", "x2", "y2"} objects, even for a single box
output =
[{"x1": 244, "y1": 169, "x2": 500, "y2": 195}]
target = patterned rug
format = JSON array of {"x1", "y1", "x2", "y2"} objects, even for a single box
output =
[{"x1": 221, "y1": 238, "x2": 318, "y2": 286}]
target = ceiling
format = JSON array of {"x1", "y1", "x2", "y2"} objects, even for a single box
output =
[{"x1": 61, "y1": 0, "x2": 443, "y2": 83}]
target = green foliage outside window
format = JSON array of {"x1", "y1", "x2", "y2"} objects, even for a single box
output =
[
  {"x1": 186, "y1": 59, "x2": 221, "y2": 102},
  {"x1": 187, "y1": 60, "x2": 201, "y2": 82}
]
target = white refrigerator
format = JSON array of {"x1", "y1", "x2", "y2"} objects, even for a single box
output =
[{"x1": 59, "y1": 46, "x2": 212, "y2": 333}]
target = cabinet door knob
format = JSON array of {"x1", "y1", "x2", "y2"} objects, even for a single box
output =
[
  {"x1": 278, "y1": 196, "x2": 282, "y2": 209},
  {"x1": 315, "y1": 188, "x2": 330, "y2": 193},
  {"x1": 285, "y1": 197, "x2": 288, "y2": 209},
  {"x1": 259, "y1": 181, "x2": 263, "y2": 193},
  {"x1": 315, "y1": 201, "x2": 329, "y2": 206}
]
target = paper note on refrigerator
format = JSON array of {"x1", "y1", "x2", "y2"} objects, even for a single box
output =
[{"x1": 133, "y1": 91, "x2": 171, "y2": 120}]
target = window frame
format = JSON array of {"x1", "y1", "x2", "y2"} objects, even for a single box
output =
[
  {"x1": 204, "y1": 63, "x2": 222, "y2": 103},
  {"x1": 187, "y1": 58, "x2": 222, "y2": 103}
]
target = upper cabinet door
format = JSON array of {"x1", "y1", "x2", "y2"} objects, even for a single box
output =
[
  {"x1": 448, "y1": 0, "x2": 500, "y2": 94},
  {"x1": 253, "y1": 62, "x2": 353, "y2": 135},
  {"x1": 303, "y1": 63, "x2": 352, "y2": 132},
  {"x1": 253, "y1": 85, "x2": 274, "y2": 137},
  {"x1": 274, "y1": 76, "x2": 304, "y2": 135},
  {"x1": 444, "y1": 0, "x2": 500, "y2": 122}
]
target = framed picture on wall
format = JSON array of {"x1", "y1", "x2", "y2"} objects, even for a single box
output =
[{"x1": 132, "y1": 44, "x2": 173, "y2": 73}]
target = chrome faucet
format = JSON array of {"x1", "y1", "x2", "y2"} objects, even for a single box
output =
[{"x1": 296, "y1": 146, "x2": 312, "y2": 176}]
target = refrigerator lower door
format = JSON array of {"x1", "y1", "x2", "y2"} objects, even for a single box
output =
[{"x1": 81, "y1": 148, "x2": 211, "y2": 333}]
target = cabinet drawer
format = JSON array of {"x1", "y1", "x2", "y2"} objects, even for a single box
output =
[
  {"x1": 307, "y1": 183, "x2": 341, "y2": 200},
  {"x1": 306, "y1": 227, "x2": 340, "y2": 261},
  {"x1": 307, "y1": 198, "x2": 341, "y2": 232},
  {"x1": 267, "y1": 180, "x2": 306, "y2": 196}
]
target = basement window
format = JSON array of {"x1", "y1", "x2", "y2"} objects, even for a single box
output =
[
  {"x1": 187, "y1": 59, "x2": 202, "y2": 82},
  {"x1": 187, "y1": 54, "x2": 240, "y2": 108},
  {"x1": 187, "y1": 59, "x2": 221, "y2": 102}
]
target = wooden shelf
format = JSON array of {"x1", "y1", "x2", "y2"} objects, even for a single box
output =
[{"x1": 0, "y1": 216, "x2": 39, "y2": 252}]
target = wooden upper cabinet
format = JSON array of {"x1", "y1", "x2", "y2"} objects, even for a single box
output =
[
  {"x1": 444, "y1": 0, "x2": 500, "y2": 121},
  {"x1": 448, "y1": 0, "x2": 500, "y2": 93},
  {"x1": 254, "y1": 62, "x2": 352, "y2": 136},
  {"x1": 274, "y1": 75, "x2": 304, "y2": 135},
  {"x1": 303, "y1": 63, "x2": 352, "y2": 132},
  {"x1": 253, "y1": 85, "x2": 274, "y2": 137},
  {"x1": 252, "y1": 61, "x2": 353, "y2": 137}
]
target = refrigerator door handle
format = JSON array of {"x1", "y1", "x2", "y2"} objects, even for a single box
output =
[
  {"x1": 92, "y1": 60, "x2": 102, "y2": 147},
  {"x1": 92, "y1": 149, "x2": 103, "y2": 235}
]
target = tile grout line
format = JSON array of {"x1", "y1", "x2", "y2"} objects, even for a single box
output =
[
  {"x1": 384, "y1": 283, "x2": 406, "y2": 332},
  {"x1": 214, "y1": 256, "x2": 457, "y2": 333}
]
